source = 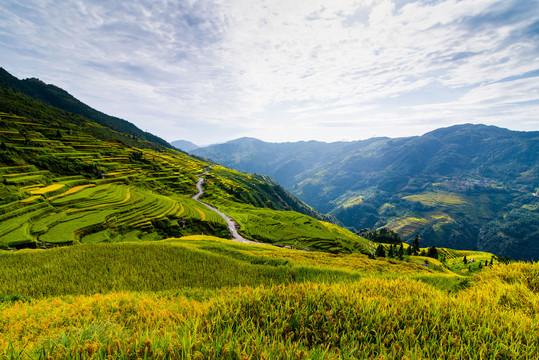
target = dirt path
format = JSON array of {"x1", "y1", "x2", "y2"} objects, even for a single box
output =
[{"x1": 192, "y1": 170, "x2": 259, "y2": 244}]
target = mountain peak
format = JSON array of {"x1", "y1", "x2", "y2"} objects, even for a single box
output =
[{"x1": 170, "y1": 140, "x2": 199, "y2": 152}]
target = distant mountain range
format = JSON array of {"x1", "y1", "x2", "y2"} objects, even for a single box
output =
[
  {"x1": 193, "y1": 126, "x2": 539, "y2": 260},
  {"x1": 171, "y1": 140, "x2": 199, "y2": 152},
  {"x1": 0, "y1": 67, "x2": 170, "y2": 148}
]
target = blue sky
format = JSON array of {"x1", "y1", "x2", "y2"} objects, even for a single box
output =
[{"x1": 1, "y1": 0, "x2": 538, "y2": 145}]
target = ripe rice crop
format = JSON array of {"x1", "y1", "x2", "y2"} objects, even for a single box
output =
[{"x1": 1, "y1": 261, "x2": 537, "y2": 359}]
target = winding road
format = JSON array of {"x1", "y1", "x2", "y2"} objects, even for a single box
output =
[{"x1": 192, "y1": 169, "x2": 259, "y2": 244}]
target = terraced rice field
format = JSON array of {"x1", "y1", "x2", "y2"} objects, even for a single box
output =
[
  {"x1": 0, "y1": 112, "x2": 241, "y2": 248},
  {"x1": 403, "y1": 191, "x2": 467, "y2": 207},
  {"x1": 211, "y1": 201, "x2": 371, "y2": 253},
  {"x1": 0, "y1": 181, "x2": 227, "y2": 248}
]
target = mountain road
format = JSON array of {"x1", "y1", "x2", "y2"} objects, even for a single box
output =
[{"x1": 192, "y1": 169, "x2": 259, "y2": 244}]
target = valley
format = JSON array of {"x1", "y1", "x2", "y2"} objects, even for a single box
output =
[{"x1": 193, "y1": 129, "x2": 539, "y2": 260}]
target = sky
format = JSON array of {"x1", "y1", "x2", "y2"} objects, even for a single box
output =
[{"x1": 1, "y1": 0, "x2": 538, "y2": 146}]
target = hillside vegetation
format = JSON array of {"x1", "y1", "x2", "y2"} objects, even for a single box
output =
[
  {"x1": 0, "y1": 67, "x2": 170, "y2": 148},
  {"x1": 0, "y1": 79, "x2": 363, "y2": 253},
  {"x1": 193, "y1": 128, "x2": 539, "y2": 260}
]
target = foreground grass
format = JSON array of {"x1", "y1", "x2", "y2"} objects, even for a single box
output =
[
  {"x1": 1, "y1": 263, "x2": 537, "y2": 359},
  {"x1": 1, "y1": 238, "x2": 536, "y2": 359}
]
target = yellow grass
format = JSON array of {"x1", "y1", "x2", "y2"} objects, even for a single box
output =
[
  {"x1": 403, "y1": 191, "x2": 466, "y2": 206},
  {"x1": 47, "y1": 184, "x2": 96, "y2": 201},
  {"x1": 195, "y1": 208, "x2": 206, "y2": 221},
  {"x1": 28, "y1": 183, "x2": 65, "y2": 195},
  {"x1": 20, "y1": 195, "x2": 41, "y2": 203}
]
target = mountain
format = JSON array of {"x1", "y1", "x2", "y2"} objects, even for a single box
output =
[
  {"x1": 171, "y1": 139, "x2": 199, "y2": 152},
  {"x1": 0, "y1": 78, "x2": 358, "y2": 253},
  {"x1": 193, "y1": 126, "x2": 539, "y2": 260},
  {"x1": 0, "y1": 67, "x2": 171, "y2": 148}
]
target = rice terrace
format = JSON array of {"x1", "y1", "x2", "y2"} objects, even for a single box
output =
[{"x1": 1, "y1": 0, "x2": 539, "y2": 357}]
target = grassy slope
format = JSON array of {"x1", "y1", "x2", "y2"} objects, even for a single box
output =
[
  {"x1": 0, "y1": 93, "x2": 371, "y2": 253},
  {"x1": 0, "y1": 238, "x2": 536, "y2": 359}
]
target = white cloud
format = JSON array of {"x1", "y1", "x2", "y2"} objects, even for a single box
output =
[{"x1": 0, "y1": 0, "x2": 537, "y2": 144}]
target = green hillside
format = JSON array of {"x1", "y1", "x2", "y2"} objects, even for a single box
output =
[
  {"x1": 0, "y1": 83, "x2": 362, "y2": 253},
  {"x1": 193, "y1": 129, "x2": 539, "y2": 260},
  {"x1": 0, "y1": 67, "x2": 171, "y2": 148}
]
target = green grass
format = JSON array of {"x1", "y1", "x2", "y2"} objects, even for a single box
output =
[
  {"x1": 206, "y1": 200, "x2": 370, "y2": 253},
  {"x1": 0, "y1": 241, "x2": 295, "y2": 297}
]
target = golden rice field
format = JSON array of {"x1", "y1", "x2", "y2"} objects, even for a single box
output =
[
  {"x1": 0, "y1": 238, "x2": 537, "y2": 359},
  {"x1": 403, "y1": 191, "x2": 467, "y2": 207}
]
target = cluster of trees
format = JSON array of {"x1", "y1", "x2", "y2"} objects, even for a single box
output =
[
  {"x1": 373, "y1": 234, "x2": 439, "y2": 260},
  {"x1": 374, "y1": 242, "x2": 404, "y2": 259},
  {"x1": 359, "y1": 227, "x2": 402, "y2": 244}
]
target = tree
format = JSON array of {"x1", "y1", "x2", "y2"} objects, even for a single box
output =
[
  {"x1": 56, "y1": 129, "x2": 62, "y2": 138},
  {"x1": 412, "y1": 235, "x2": 420, "y2": 255},
  {"x1": 388, "y1": 244, "x2": 395, "y2": 258},
  {"x1": 406, "y1": 245, "x2": 412, "y2": 256},
  {"x1": 375, "y1": 244, "x2": 386, "y2": 258},
  {"x1": 397, "y1": 242, "x2": 404, "y2": 259},
  {"x1": 463, "y1": 255, "x2": 467, "y2": 264},
  {"x1": 427, "y1": 245, "x2": 438, "y2": 259}
]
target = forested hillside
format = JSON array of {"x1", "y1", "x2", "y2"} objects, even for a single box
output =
[{"x1": 194, "y1": 127, "x2": 539, "y2": 260}]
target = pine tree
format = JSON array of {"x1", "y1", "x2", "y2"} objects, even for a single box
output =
[
  {"x1": 427, "y1": 245, "x2": 438, "y2": 259},
  {"x1": 463, "y1": 255, "x2": 467, "y2": 264},
  {"x1": 375, "y1": 244, "x2": 386, "y2": 258},
  {"x1": 388, "y1": 244, "x2": 394, "y2": 258},
  {"x1": 412, "y1": 235, "x2": 420, "y2": 255},
  {"x1": 406, "y1": 245, "x2": 412, "y2": 256},
  {"x1": 398, "y1": 242, "x2": 404, "y2": 259}
]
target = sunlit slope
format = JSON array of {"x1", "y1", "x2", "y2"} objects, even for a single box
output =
[
  {"x1": 0, "y1": 104, "x2": 370, "y2": 251},
  {"x1": 198, "y1": 165, "x2": 370, "y2": 253},
  {"x1": 0, "y1": 236, "x2": 460, "y2": 298}
]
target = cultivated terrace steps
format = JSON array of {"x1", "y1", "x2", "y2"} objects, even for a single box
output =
[{"x1": 0, "y1": 112, "x2": 227, "y2": 249}]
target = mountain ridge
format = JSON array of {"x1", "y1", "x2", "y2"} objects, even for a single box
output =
[
  {"x1": 170, "y1": 139, "x2": 199, "y2": 152},
  {"x1": 0, "y1": 67, "x2": 171, "y2": 148},
  {"x1": 193, "y1": 125, "x2": 539, "y2": 260}
]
